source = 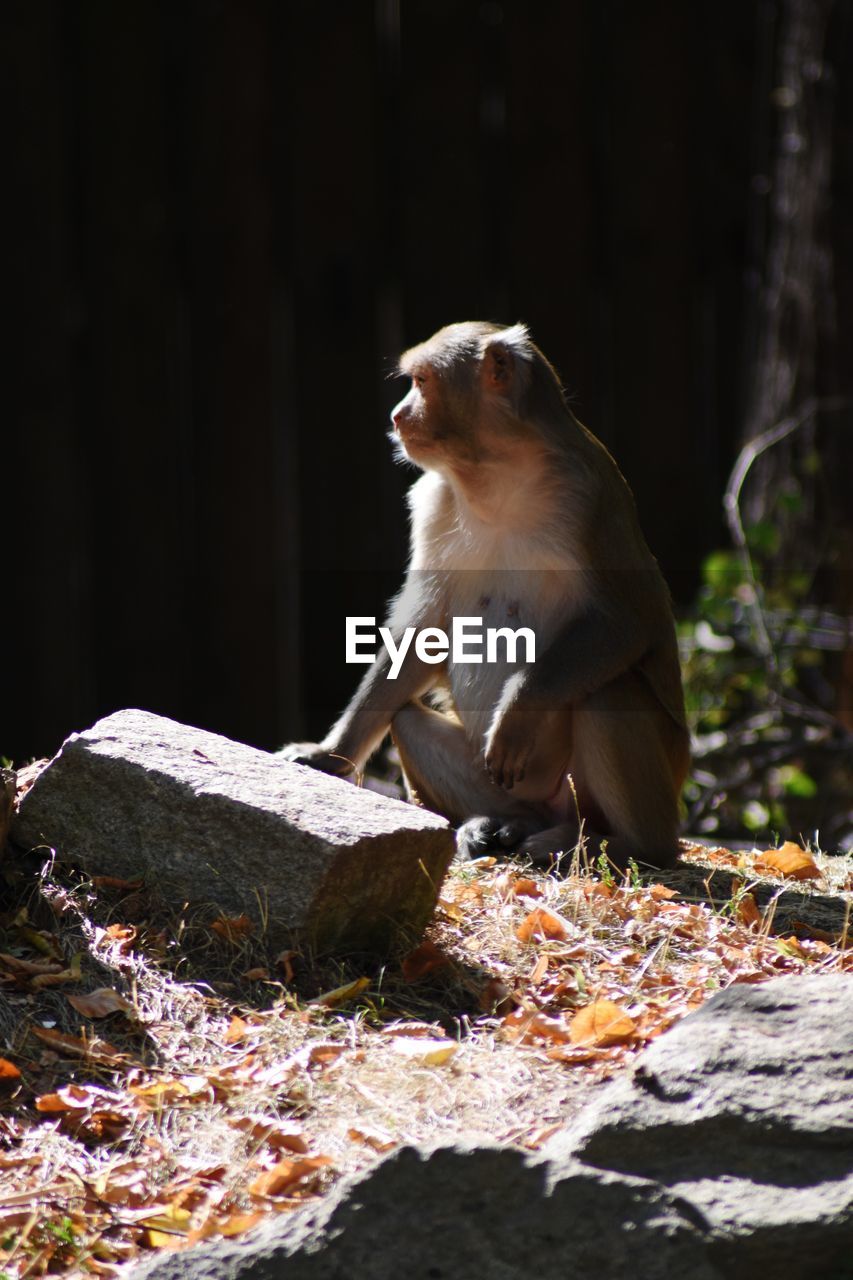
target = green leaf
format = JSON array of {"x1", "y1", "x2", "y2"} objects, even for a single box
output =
[
  {"x1": 777, "y1": 765, "x2": 818, "y2": 799},
  {"x1": 742, "y1": 800, "x2": 770, "y2": 832},
  {"x1": 745, "y1": 520, "x2": 781, "y2": 557}
]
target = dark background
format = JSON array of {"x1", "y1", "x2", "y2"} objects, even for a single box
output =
[{"x1": 5, "y1": 0, "x2": 852, "y2": 763}]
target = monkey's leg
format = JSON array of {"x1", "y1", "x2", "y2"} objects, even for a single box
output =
[
  {"x1": 558, "y1": 672, "x2": 687, "y2": 870},
  {"x1": 390, "y1": 702, "x2": 544, "y2": 845}
]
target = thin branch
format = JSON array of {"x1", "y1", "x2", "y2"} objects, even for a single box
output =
[{"x1": 722, "y1": 395, "x2": 851, "y2": 684}]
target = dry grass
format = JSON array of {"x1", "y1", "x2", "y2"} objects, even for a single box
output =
[{"x1": 0, "y1": 838, "x2": 850, "y2": 1276}]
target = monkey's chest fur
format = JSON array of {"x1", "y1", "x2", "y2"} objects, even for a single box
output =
[{"x1": 428, "y1": 516, "x2": 588, "y2": 745}]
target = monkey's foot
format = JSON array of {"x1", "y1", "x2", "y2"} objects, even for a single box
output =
[{"x1": 455, "y1": 815, "x2": 542, "y2": 861}]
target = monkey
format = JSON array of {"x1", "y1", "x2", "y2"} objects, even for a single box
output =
[{"x1": 282, "y1": 321, "x2": 690, "y2": 870}]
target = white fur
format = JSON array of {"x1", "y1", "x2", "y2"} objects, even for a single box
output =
[{"x1": 400, "y1": 470, "x2": 590, "y2": 745}]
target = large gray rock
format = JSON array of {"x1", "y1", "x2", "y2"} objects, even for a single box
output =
[
  {"x1": 129, "y1": 974, "x2": 852, "y2": 1280},
  {"x1": 132, "y1": 1145, "x2": 719, "y2": 1280},
  {"x1": 11, "y1": 709, "x2": 455, "y2": 952},
  {"x1": 551, "y1": 972, "x2": 853, "y2": 1276}
]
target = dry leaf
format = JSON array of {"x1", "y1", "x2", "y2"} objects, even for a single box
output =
[
  {"x1": 243, "y1": 967, "x2": 270, "y2": 981},
  {"x1": 143, "y1": 1204, "x2": 192, "y2": 1248},
  {"x1": 401, "y1": 940, "x2": 450, "y2": 982},
  {"x1": 347, "y1": 1127, "x2": 396, "y2": 1153},
  {"x1": 516, "y1": 907, "x2": 568, "y2": 943},
  {"x1": 0, "y1": 1059, "x2": 21, "y2": 1082},
  {"x1": 437, "y1": 896, "x2": 465, "y2": 922},
  {"x1": 103, "y1": 923, "x2": 138, "y2": 948},
  {"x1": 735, "y1": 891, "x2": 762, "y2": 928},
  {"x1": 30, "y1": 964, "x2": 82, "y2": 989},
  {"x1": 512, "y1": 877, "x2": 544, "y2": 898},
  {"x1": 67, "y1": 987, "x2": 134, "y2": 1018},
  {"x1": 229, "y1": 1116, "x2": 308, "y2": 1153},
  {"x1": 210, "y1": 913, "x2": 255, "y2": 943},
  {"x1": 382, "y1": 1021, "x2": 445, "y2": 1038},
  {"x1": 649, "y1": 884, "x2": 679, "y2": 901},
  {"x1": 310, "y1": 977, "x2": 370, "y2": 1008},
  {"x1": 225, "y1": 1016, "x2": 251, "y2": 1044},
  {"x1": 478, "y1": 977, "x2": 516, "y2": 1015},
  {"x1": 309, "y1": 1044, "x2": 347, "y2": 1068},
  {"x1": 755, "y1": 842, "x2": 821, "y2": 882},
  {"x1": 501, "y1": 1007, "x2": 572, "y2": 1045},
  {"x1": 248, "y1": 1156, "x2": 331, "y2": 1198},
  {"x1": 569, "y1": 999, "x2": 636, "y2": 1047},
  {"x1": 544, "y1": 1045, "x2": 600, "y2": 1065},
  {"x1": 583, "y1": 881, "x2": 613, "y2": 901},
  {"x1": 275, "y1": 949, "x2": 298, "y2": 982},
  {"x1": 130, "y1": 1079, "x2": 196, "y2": 1105},
  {"x1": 30, "y1": 1026, "x2": 125, "y2": 1063},
  {"x1": 389, "y1": 1037, "x2": 458, "y2": 1066},
  {"x1": 36, "y1": 1084, "x2": 95, "y2": 1112},
  {"x1": 189, "y1": 1211, "x2": 264, "y2": 1243},
  {"x1": 91, "y1": 876, "x2": 144, "y2": 890},
  {"x1": 0, "y1": 952, "x2": 63, "y2": 976}
]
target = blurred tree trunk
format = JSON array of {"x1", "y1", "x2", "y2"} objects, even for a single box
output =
[{"x1": 739, "y1": 0, "x2": 853, "y2": 725}]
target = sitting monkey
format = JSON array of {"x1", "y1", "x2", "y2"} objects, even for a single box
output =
[{"x1": 283, "y1": 322, "x2": 689, "y2": 869}]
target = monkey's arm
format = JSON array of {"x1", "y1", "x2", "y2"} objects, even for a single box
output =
[
  {"x1": 485, "y1": 597, "x2": 653, "y2": 789},
  {"x1": 281, "y1": 631, "x2": 438, "y2": 778}
]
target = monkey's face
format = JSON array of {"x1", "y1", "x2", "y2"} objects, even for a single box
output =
[{"x1": 390, "y1": 371, "x2": 475, "y2": 470}]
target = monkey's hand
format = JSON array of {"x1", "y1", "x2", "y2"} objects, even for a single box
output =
[
  {"x1": 484, "y1": 698, "x2": 541, "y2": 791},
  {"x1": 278, "y1": 742, "x2": 356, "y2": 778}
]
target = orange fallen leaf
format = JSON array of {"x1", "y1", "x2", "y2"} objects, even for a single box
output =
[
  {"x1": 309, "y1": 1044, "x2": 347, "y2": 1068},
  {"x1": 516, "y1": 908, "x2": 568, "y2": 943},
  {"x1": 401, "y1": 940, "x2": 450, "y2": 982},
  {"x1": 584, "y1": 881, "x2": 613, "y2": 901},
  {"x1": 229, "y1": 1116, "x2": 308, "y2": 1153},
  {"x1": 130, "y1": 1079, "x2": 198, "y2": 1105},
  {"x1": 755, "y1": 842, "x2": 821, "y2": 882},
  {"x1": 0, "y1": 1059, "x2": 21, "y2": 1082},
  {"x1": 735, "y1": 891, "x2": 762, "y2": 928},
  {"x1": 545, "y1": 1045, "x2": 600, "y2": 1065},
  {"x1": 389, "y1": 1037, "x2": 458, "y2": 1065},
  {"x1": 348, "y1": 1127, "x2": 396, "y2": 1153},
  {"x1": 36, "y1": 1084, "x2": 95, "y2": 1112},
  {"x1": 310, "y1": 977, "x2": 369, "y2": 1008},
  {"x1": 512, "y1": 877, "x2": 544, "y2": 898},
  {"x1": 225, "y1": 1016, "x2": 251, "y2": 1044},
  {"x1": 569, "y1": 999, "x2": 636, "y2": 1047},
  {"x1": 189, "y1": 1211, "x2": 264, "y2": 1244},
  {"x1": 649, "y1": 884, "x2": 680, "y2": 901},
  {"x1": 248, "y1": 1156, "x2": 331, "y2": 1198},
  {"x1": 777, "y1": 935, "x2": 810, "y2": 959},
  {"x1": 275, "y1": 949, "x2": 298, "y2": 982},
  {"x1": 142, "y1": 1204, "x2": 192, "y2": 1248},
  {"x1": 0, "y1": 952, "x2": 63, "y2": 976},
  {"x1": 210, "y1": 913, "x2": 255, "y2": 942},
  {"x1": 91, "y1": 876, "x2": 144, "y2": 890},
  {"x1": 501, "y1": 1007, "x2": 572, "y2": 1045},
  {"x1": 30, "y1": 1026, "x2": 125, "y2": 1063},
  {"x1": 382, "y1": 1021, "x2": 445, "y2": 1037},
  {"x1": 67, "y1": 987, "x2": 135, "y2": 1018},
  {"x1": 478, "y1": 977, "x2": 516, "y2": 1015},
  {"x1": 243, "y1": 967, "x2": 270, "y2": 981}
]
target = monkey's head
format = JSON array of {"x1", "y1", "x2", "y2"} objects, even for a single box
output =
[{"x1": 389, "y1": 321, "x2": 569, "y2": 474}]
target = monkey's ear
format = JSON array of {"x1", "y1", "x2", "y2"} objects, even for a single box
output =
[
  {"x1": 481, "y1": 324, "x2": 531, "y2": 397},
  {"x1": 481, "y1": 340, "x2": 515, "y2": 393}
]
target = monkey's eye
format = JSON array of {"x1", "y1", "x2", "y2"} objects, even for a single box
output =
[{"x1": 412, "y1": 373, "x2": 428, "y2": 390}]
